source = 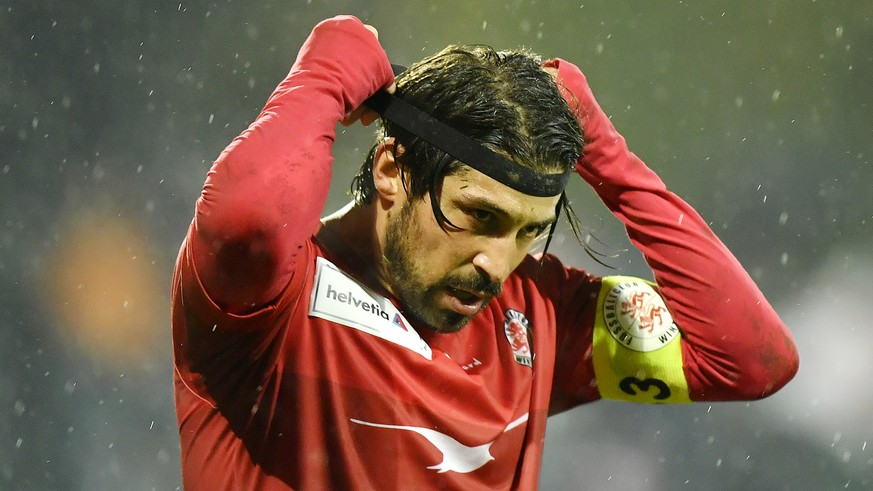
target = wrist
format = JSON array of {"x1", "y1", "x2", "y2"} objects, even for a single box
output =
[
  {"x1": 544, "y1": 58, "x2": 627, "y2": 169},
  {"x1": 292, "y1": 15, "x2": 394, "y2": 111}
]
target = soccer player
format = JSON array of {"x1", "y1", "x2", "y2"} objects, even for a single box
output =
[{"x1": 171, "y1": 15, "x2": 799, "y2": 490}]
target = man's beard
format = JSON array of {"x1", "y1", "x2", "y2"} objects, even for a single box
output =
[{"x1": 383, "y1": 202, "x2": 501, "y2": 333}]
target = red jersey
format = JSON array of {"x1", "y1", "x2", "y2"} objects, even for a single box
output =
[{"x1": 172, "y1": 15, "x2": 798, "y2": 490}]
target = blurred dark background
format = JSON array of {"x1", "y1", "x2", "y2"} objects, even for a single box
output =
[{"x1": 1, "y1": 1, "x2": 871, "y2": 489}]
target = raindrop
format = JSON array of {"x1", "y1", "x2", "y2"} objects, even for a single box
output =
[{"x1": 779, "y1": 212, "x2": 788, "y2": 225}]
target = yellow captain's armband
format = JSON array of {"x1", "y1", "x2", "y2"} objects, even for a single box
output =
[{"x1": 592, "y1": 276, "x2": 691, "y2": 403}]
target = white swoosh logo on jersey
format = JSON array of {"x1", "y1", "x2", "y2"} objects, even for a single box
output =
[{"x1": 350, "y1": 413, "x2": 529, "y2": 474}]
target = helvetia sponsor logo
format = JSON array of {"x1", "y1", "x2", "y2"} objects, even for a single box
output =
[
  {"x1": 325, "y1": 283, "x2": 390, "y2": 321},
  {"x1": 309, "y1": 257, "x2": 433, "y2": 360}
]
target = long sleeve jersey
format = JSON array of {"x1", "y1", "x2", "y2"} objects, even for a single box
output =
[{"x1": 171, "y1": 15, "x2": 798, "y2": 490}]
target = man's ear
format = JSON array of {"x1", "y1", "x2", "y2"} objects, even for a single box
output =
[{"x1": 372, "y1": 137, "x2": 405, "y2": 201}]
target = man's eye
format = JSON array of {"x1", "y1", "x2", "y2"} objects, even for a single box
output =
[
  {"x1": 470, "y1": 209, "x2": 493, "y2": 222},
  {"x1": 521, "y1": 224, "x2": 548, "y2": 238}
]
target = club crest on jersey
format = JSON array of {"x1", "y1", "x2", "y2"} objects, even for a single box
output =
[
  {"x1": 602, "y1": 280, "x2": 679, "y2": 352},
  {"x1": 503, "y1": 309, "x2": 533, "y2": 367}
]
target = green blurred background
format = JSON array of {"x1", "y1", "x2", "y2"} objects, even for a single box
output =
[{"x1": 1, "y1": 1, "x2": 871, "y2": 489}]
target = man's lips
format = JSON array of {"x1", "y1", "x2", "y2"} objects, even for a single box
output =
[{"x1": 444, "y1": 286, "x2": 487, "y2": 316}]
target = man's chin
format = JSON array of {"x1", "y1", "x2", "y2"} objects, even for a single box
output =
[
  {"x1": 410, "y1": 309, "x2": 474, "y2": 334},
  {"x1": 430, "y1": 318, "x2": 473, "y2": 334},
  {"x1": 400, "y1": 291, "x2": 491, "y2": 334}
]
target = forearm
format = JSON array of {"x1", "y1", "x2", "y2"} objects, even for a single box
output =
[
  {"x1": 549, "y1": 59, "x2": 798, "y2": 400},
  {"x1": 191, "y1": 16, "x2": 393, "y2": 313}
]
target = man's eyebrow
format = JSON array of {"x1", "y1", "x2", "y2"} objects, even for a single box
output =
[{"x1": 530, "y1": 215, "x2": 559, "y2": 231}]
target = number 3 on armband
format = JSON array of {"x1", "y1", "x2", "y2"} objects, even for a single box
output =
[{"x1": 619, "y1": 376, "x2": 671, "y2": 401}]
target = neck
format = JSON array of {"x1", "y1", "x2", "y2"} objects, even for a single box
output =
[{"x1": 318, "y1": 201, "x2": 389, "y2": 291}]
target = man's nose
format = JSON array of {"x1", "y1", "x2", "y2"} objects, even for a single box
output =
[{"x1": 471, "y1": 237, "x2": 517, "y2": 285}]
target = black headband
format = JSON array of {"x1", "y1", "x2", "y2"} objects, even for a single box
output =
[{"x1": 363, "y1": 65, "x2": 571, "y2": 198}]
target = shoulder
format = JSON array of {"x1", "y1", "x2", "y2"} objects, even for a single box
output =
[
  {"x1": 509, "y1": 253, "x2": 599, "y2": 293},
  {"x1": 499, "y1": 253, "x2": 601, "y2": 321}
]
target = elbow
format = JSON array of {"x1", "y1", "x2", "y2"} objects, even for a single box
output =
[
  {"x1": 690, "y1": 330, "x2": 800, "y2": 401},
  {"x1": 753, "y1": 335, "x2": 800, "y2": 399},
  {"x1": 731, "y1": 332, "x2": 800, "y2": 400}
]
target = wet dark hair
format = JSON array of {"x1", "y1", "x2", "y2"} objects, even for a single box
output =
[{"x1": 351, "y1": 44, "x2": 597, "y2": 257}]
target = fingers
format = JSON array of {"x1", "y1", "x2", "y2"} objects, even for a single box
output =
[
  {"x1": 542, "y1": 66, "x2": 559, "y2": 81},
  {"x1": 340, "y1": 107, "x2": 364, "y2": 127},
  {"x1": 341, "y1": 106, "x2": 380, "y2": 127},
  {"x1": 359, "y1": 110, "x2": 380, "y2": 127}
]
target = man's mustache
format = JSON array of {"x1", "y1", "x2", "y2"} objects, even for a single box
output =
[{"x1": 446, "y1": 273, "x2": 502, "y2": 297}]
